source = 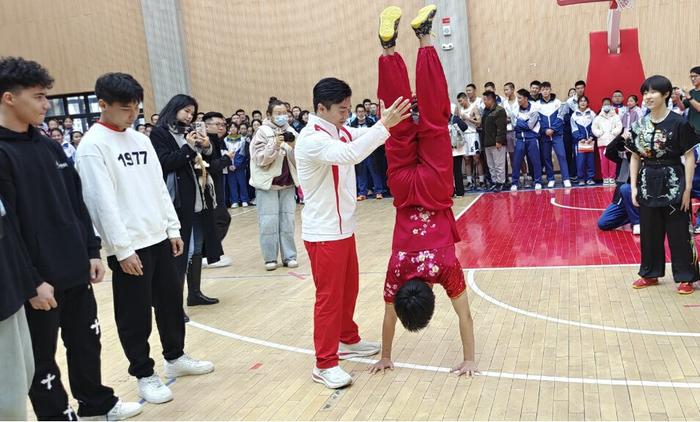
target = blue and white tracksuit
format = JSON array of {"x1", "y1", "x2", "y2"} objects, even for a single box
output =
[
  {"x1": 511, "y1": 102, "x2": 542, "y2": 186},
  {"x1": 224, "y1": 135, "x2": 250, "y2": 204},
  {"x1": 571, "y1": 108, "x2": 597, "y2": 182},
  {"x1": 537, "y1": 95, "x2": 570, "y2": 182}
]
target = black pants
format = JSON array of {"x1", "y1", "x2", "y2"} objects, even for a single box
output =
[
  {"x1": 639, "y1": 205, "x2": 700, "y2": 282},
  {"x1": 453, "y1": 155, "x2": 465, "y2": 196},
  {"x1": 107, "y1": 240, "x2": 185, "y2": 379},
  {"x1": 26, "y1": 283, "x2": 117, "y2": 420},
  {"x1": 563, "y1": 130, "x2": 577, "y2": 179},
  {"x1": 214, "y1": 206, "x2": 231, "y2": 243}
]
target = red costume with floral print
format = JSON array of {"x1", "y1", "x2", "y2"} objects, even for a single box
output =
[{"x1": 378, "y1": 46, "x2": 465, "y2": 303}]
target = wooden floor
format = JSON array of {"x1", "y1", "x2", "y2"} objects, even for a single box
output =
[{"x1": 37, "y1": 192, "x2": 700, "y2": 421}]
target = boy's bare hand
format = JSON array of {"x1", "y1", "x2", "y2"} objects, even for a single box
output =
[
  {"x1": 451, "y1": 360, "x2": 480, "y2": 377},
  {"x1": 369, "y1": 357, "x2": 394, "y2": 374}
]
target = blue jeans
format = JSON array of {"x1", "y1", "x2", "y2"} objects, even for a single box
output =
[
  {"x1": 356, "y1": 155, "x2": 385, "y2": 196},
  {"x1": 226, "y1": 169, "x2": 249, "y2": 204},
  {"x1": 576, "y1": 151, "x2": 595, "y2": 181},
  {"x1": 540, "y1": 134, "x2": 570, "y2": 181},
  {"x1": 512, "y1": 139, "x2": 541, "y2": 186},
  {"x1": 597, "y1": 184, "x2": 640, "y2": 230}
]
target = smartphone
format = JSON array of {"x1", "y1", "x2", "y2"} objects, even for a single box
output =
[{"x1": 194, "y1": 121, "x2": 206, "y2": 137}]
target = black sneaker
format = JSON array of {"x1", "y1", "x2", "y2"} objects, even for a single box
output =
[
  {"x1": 379, "y1": 6, "x2": 402, "y2": 48},
  {"x1": 410, "y1": 4, "x2": 437, "y2": 39}
]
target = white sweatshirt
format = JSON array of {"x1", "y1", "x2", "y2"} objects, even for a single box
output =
[
  {"x1": 75, "y1": 122, "x2": 181, "y2": 260},
  {"x1": 295, "y1": 114, "x2": 389, "y2": 242}
]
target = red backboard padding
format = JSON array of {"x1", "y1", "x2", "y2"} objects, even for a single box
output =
[{"x1": 585, "y1": 28, "x2": 645, "y2": 112}]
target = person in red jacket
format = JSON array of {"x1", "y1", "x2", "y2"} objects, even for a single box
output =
[{"x1": 369, "y1": 4, "x2": 478, "y2": 377}]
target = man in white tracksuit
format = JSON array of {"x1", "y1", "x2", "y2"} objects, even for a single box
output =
[{"x1": 295, "y1": 77, "x2": 410, "y2": 389}]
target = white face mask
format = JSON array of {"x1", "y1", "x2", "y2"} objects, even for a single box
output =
[
  {"x1": 602, "y1": 105, "x2": 611, "y2": 113},
  {"x1": 273, "y1": 115, "x2": 287, "y2": 127}
]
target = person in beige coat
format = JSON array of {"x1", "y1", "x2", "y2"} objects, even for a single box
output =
[
  {"x1": 593, "y1": 98, "x2": 623, "y2": 185},
  {"x1": 249, "y1": 99, "x2": 300, "y2": 270}
]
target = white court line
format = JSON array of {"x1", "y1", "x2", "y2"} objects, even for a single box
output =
[
  {"x1": 455, "y1": 193, "x2": 483, "y2": 220},
  {"x1": 549, "y1": 197, "x2": 606, "y2": 211},
  {"x1": 187, "y1": 318, "x2": 700, "y2": 389},
  {"x1": 229, "y1": 207, "x2": 257, "y2": 217},
  {"x1": 464, "y1": 263, "x2": 639, "y2": 271},
  {"x1": 466, "y1": 269, "x2": 700, "y2": 337}
]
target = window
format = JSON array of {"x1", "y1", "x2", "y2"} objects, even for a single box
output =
[{"x1": 45, "y1": 92, "x2": 144, "y2": 133}]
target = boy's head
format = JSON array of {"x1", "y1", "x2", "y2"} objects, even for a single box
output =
[
  {"x1": 313, "y1": 77, "x2": 352, "y2": 129},
  {"x1": 691, "y1": 66, "x2": 700, "y2": 89},
  {"x1": 0, "y1": 57, "x2": 54, "y2": 127},
  {"x1": 394, "y1": 279, "x2": 436, "y2": 332},
  {"x1": 95, "y1": 72, "x2": 144, "y2": 130}
]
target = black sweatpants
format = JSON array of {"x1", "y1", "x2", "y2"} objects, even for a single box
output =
[
  {"x1": 25, "y1": 283, "x2": 117, "y2": 420},
  {"x1": 453, "y1": 155, "x2": 465, "y2": 196},
  {"x1": 639, "y1": 205, "x2": 700, "y2": 282},
  {"x1": 107, "y1": 239, "x2": 185, "y2": 379}
]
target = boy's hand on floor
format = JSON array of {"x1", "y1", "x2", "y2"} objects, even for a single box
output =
[
  {"x1": 29, "y1": 282, "x2": 57, "y2": 311},
  {"x1": 451, "y1": 360, "x2": 480, "y2": 377},
  {"x1": 89, "y1": 259, "x2": 106, "y2": 283},
  {"x1": 369, "y1": 357, "x2": 394, "y2": 374}
]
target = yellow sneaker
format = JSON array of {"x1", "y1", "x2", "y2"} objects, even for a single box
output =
[
  {"x1": 379, "y1": 6, "x2": 402, "y2": 48},
  {"x1": 411, "y1": 4, "x2": 437, "y2": 38}
]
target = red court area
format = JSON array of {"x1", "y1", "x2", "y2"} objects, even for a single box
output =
[{"x1": 455, "y1": 187, "x2": 641, "y2": 268}]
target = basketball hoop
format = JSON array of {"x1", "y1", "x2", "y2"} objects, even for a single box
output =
[
  {"x1": 607, "y1": 0, "x2": 633, "y2": 53},
  {"x1": 611, "y1": 0, "x2": 634, "y2": 9}
]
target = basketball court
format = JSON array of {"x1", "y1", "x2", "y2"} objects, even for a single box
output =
[{"x1": 40, "y1": 187, "x2": 700, "y2": 421}]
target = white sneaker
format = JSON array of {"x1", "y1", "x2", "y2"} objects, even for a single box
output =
[
  {"x1": 164, "y1": 354, "x2": 214, "y2": 378},
  {"x1": 286, "y1": 259, "x2": 298, "y2": 268},
  {"x1": 265, "y1": 262, "x2": 278, "y2": 271},
  {"x1": 633, "y1": 224, "x2": 641, "y2": 235},
  {"x1": 207, "y1": 255, "x2": 232, "y2": 268},
  {"x1": 338, "y1": 340, "x2": 381, "y2": 360},
  {"x1": 137, "y1": 374, "x2": 173, "y2": 404},
  {"x1": 106, "y1": 400, "x2": 142, "y2": 421},
  {"x1": 510, "y1": 185, "x2": 518, "y2": 192},
  {"x1": 242, "y1": 202, "x2": 249, "y2": 207},
  {"x1": 564, "y1": 180, "x2": 572, "y2": 188},
  {"x1": 201, "y1": 258, "x2": 209, "y2": 268},
  {"x1": 312, "y1": 365, "x2": 352, "y2": 389},
  {"x1": 231, "y1": 203, "x2": 239, "y2": 209},
  {"x1": 535, "y1": 183, "x2": 542, "y2": 190},
  {"x1": 547, "y1": 181, "x2": 555, "y2": 188}
]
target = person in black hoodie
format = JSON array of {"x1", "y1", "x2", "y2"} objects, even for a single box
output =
[
  {"x1": 150, "y1": 95, "x2": 222, "y2": 308},
  {"x1": 0, "y1": 57, "x2": 141, "y2": 420},
  {"x1": 0, "y1": 195, "x2": 38, "y2": 420}
]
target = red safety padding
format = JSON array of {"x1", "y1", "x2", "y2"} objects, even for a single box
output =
[
  {"x1": 585, "y1": 28, "x2": 646, "y2": 112},
  {"x1": 557, "y1": 0, "x2": 607, "y2": 5}
]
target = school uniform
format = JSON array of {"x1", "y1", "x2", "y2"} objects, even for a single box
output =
[
  {"x1": 537, "y1": 95, "x2": 570, "y2": 182},
  {"x1": 224, "y1": 135, "x2": 250, "y2": 204},
  {"x1": 571, "y1": 108, "x2": 597, "y2": 182},
  {"x1": 75, "y1": 122, "x2": 186, "y2": 379},
  {"x1": 511, "y1": 102, "x2": 542, "y2": 187},
  {"x1": 0, "y1": 125, "x2": 117, "y2": 420}
]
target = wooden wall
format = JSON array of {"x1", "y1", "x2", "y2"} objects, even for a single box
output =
[
  {"x1": 0, "y1": 0, "x2": 155, "y2": 113},
  {"x1": 466, "y1": 0, "x2": 700, "y2": 98}
]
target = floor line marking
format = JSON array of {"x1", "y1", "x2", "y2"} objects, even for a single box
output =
[
  {"x1": 455, "y1": 193, "x2": 484, "y2": 220},
  {"x1": 549, "y1": 197, "x2": 606, "y2": 211},
  {"x1": 466, "y1": 269, "x2": 700, "y2": 337}
]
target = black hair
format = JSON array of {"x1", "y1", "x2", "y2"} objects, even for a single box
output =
[
  {"x1": 394, "y1": 279, "x2": 436, "y2": 332},
  {"x1": 251, "y1": 118, "x2": 263, "y2": 126},
  {"x1": 312, "y1": 77, "x2": 352, "y2": 112},
  {"x1": 267, "y1": 98, "x2": 286, "y2": 115},
  {"x1": 466, "y1": 83, "x2": 476, "y2": 90},
  {"x1": 252, "y1": 109, "x2": 262, "y2": 116},
  {"x1": 371, "y1": 102, "x2": 378, "y2": 107},
  {"x1": 613, "y1": 89, "x2": 623, "y2": 95},
  {"x1": 292, "y1": 105, "x2": 301, "y2": 111},
  {"x1": 575, "y1": 80, "x2": 587, "y2": 88},
  {"x1": 196, "y1": 112, "x2": 204, "y2": 117},
  {"x1": 71, "y1": 130, "x2": 83, "y2": 137},
  {"x1": 63, "y1": 116, "x2": 73, "y2": 122},
  {"x1": 484, "y1": 81, "x2": 495, "y2": 89},
  {"x1": 235, "y1": 108, "x2": 245, "y2": 114},
  {"x1": 355, "y1": 104, "x2": 366, "y2": 112},
  {"x1": 504, "y1": 82, "x2": 515, "y2": 90},
  {"x1": 94, "y1": 72, "x2": 143, "y2": 105},
  {"x1": 136, "y1": 124, "x2": 145, "y2": 129},
  {"x1": 144, "y1": 123, "x2": 153, "y2": 128},
  {"x1": 362, "y1": 98, "x2": 372, "y2": 104},
  {"x1": 0, "y1": 57, "x2": 54, "y2": 95},
  {"x1": 530, "y1": 80, "x2": 541, "y2": 87},
  {"x1": 50, "y1": 127, "x2": 63, "y2": 136},
  {"x1": 602, "y1": 97, "x2": 612, "y2": 104},
  {"x1": 151, "y1": 113, "x2": 159, "y2": 118},
  {"x1": 457, "y1": 92, "x2": 467, "y2": 99},
  {"x1": 300, "y1": 110, "x2": 310, "y2": 119},
  {"x1": 541, "y1": 81, "x2": 552, "y2": 88},
  {"x1": 578, "y1": 95, "x2": 590, "y2": 104},
  {"x1": 691, "y1": 66, "x2": 700, "y2": 75},
  {"x1": 156, "y1": 94, "x2": 198, "y2": 128},
  {"x1": 482, "y1": 91, "x2": 497, "y2": 101},
  {"x1": 229, "y1": 122, "x2": 240, "y2": 129},
  {"x1": 640, "y1": 75, "x2": 672, "y2": 100},
  {"x1": 628, "y1": 94, "x2": 639, "y2": 103},
  {"x1": 47, "y1": 118, "x2": 58, "y2": 123},
  {"x1": 203, "y1": 111, "x2": 225, "y2": 121},
  {"x1": 516, "y1": 88, "x2": 531, "y2": 99}
]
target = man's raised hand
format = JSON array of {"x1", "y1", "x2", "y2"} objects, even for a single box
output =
[{"x1": 379, "y1": 97, "x2": 413, "y2": 129}]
